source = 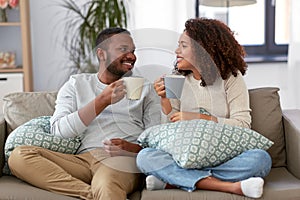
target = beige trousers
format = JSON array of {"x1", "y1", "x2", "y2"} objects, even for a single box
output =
[{"x1": 8, "y1": 146, "x2": 142, "y2": 200}]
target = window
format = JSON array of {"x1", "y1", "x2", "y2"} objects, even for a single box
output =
[{"x1": 196, "y1": 0, "x2": 289, "y2": 62}]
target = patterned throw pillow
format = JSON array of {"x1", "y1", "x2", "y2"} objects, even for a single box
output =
[
  {"x1": 138, "y1": 119, "x2": 274, "y2": 169},
  {"x1": 3, "y1": 116, "x2": 81, "y2": 175}
]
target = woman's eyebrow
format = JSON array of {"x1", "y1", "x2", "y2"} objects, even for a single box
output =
[{"x1": 178, "y1": 41, "x2": 189, "y2": 45}]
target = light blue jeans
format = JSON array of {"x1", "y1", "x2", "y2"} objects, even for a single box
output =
[{"x1": 136, "y1": 148, "x2": 272, "y2": 192}]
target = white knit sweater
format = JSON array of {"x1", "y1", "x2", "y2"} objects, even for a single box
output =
[{"x1": 50, "y1": 73, "x2": 161, "y2": 154}]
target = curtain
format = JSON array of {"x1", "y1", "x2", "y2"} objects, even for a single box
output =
[{"x1": 288, "y1": 0, "x2": 300, "y2": 109}]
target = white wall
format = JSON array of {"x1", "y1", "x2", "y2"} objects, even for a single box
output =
[
  {"x1": 245, "y1": 62, "x2": 292, "y2": 109},
  {"x1": 28, "y1": 0, "x2": 298, "y2": 110},
  {"x1": 29, "y1": 0, "x2": 74, "y2": 91}
]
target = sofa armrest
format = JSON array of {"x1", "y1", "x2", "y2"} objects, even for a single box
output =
[
  {"x1": 0, "y1": 115, "x2": 6, "y2": 177},
  {"x1": 283, "y1": 109, "x2": 300, "y2": 179}
]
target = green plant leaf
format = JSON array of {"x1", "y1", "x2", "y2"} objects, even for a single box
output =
[{"x1": 57, "y1": 0, "x2": 128, "y2": 72}]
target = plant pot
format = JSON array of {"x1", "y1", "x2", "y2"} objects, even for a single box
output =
[{"x1": 0, "y1": 9, "x2": 7, "y2": 22}]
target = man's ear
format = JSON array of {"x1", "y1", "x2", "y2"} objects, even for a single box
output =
[{"x1": 96, "y1": 48, "x2": 107, "y2": 61}]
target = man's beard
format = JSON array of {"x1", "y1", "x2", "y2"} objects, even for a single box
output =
[{"x1": 106, "y1": 56, "x2": 133, "y2": 77}]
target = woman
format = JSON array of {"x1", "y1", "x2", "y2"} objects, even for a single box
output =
[{"x1": 136, "y1": 18, "x2": 272, "y2": 199}]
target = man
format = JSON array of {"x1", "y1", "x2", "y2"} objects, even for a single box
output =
[{"x1": 8, "y1": 28, "x2": 161, "y2": 200}]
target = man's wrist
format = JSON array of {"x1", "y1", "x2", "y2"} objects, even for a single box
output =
[{"x1": 133, "y1": 144, "x2": 143, "y2": 153}]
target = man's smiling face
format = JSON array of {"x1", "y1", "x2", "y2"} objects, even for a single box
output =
[{"x1": 105, "y1": 33, "x2": 136, "y2": 77}]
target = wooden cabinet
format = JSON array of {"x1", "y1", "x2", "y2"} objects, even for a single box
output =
[{"x1": 0, "y1": 0, "x2": 33, "y2": 92}]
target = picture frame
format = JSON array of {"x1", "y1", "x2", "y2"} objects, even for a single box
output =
[{"x1": 0, "y1": 51, "x2": 16, "y2": 68}]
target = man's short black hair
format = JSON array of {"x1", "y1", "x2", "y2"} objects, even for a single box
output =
[{"x1": 95, "y1": 27, "x2": 130, "y2": 49}]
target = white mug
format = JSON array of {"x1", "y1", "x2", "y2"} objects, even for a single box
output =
[{"x1": 123, "y1": 77, "x2": 145, "y2": 100}]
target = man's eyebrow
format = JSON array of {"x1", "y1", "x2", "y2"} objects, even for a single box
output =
[{"x1": 119, "y1": 44, "x2": 136, "y2": 49}]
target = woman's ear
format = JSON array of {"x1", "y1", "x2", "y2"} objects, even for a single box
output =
[{"x1": 96, "y1": 48, "x2": 107, "y2": 61}]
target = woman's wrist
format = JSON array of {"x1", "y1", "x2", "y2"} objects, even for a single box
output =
[
  {"x1": 161, "y1": 98, "x2": 172, "y2": 114},
  {"x1": 200, "y1": 113, "x2": 218, "y2": 122}
]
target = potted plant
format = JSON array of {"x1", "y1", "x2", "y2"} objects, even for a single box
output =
[{"x1": 58, "y1": 0, "x2": 128, "y2": 72}]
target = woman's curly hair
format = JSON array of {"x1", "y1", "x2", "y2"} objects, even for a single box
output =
[{"x1": 174, "y1": 18, "x2": 248, "y2": 86}]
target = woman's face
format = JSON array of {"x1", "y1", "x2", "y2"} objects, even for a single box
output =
[{"x1": 175, "y1": 31, "x2": 198, "y2": 74}]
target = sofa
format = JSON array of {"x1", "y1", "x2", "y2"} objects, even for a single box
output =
[{"x1": 0, "y1": 87, "x2": 300, "y2": 200}]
